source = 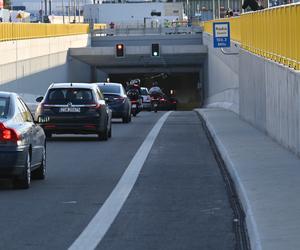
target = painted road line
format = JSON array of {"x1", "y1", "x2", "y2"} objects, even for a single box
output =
[{"x1": 69, "y1": 111, "x2": 172, "y2": 250}]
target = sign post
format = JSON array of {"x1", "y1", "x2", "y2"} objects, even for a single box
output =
[{"x1": 213, "y1": 22, "x2": 230, "y2": 48}]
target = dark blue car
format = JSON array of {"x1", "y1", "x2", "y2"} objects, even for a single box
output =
[
  {"x1": 0, "y1": 92, "x2": 46, "y2": 189},
  {"x1": 97, "y1": 83, "x2": 131, "y2": 123}
]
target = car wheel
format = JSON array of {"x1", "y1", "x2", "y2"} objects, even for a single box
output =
[
  {"x1": 32, "y1": 145, "x2": 46, "y2": 180},
  {"x1": 108, "y1": 123, "x2": 112, "y2": 138},
  {"x1": 14, "y1": 152, "x2": 31, "y2": 189},
  {"x1": 98, "y1": 122, "x2": 108, "y2": 141},
  {"x1": 45, "y1": 131, "x2": 52, "y2": 139}
]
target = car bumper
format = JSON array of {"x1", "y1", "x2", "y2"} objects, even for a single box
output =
[
  {"x1": 0, "y1": 146, "x2": 27, "y2": 177},
  {"x1": 41, "y1": 123, "x2": 101, "y2": 134},
  {"x1": 108, "y1": 103, "x2": 128, "y2": 118},
  {"x1": 142, "y1": 102, "x2": 152, "y2": 110}
]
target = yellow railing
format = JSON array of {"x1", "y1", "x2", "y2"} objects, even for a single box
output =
[
  {"x1": 0, "y1": 23, "x2": 90, "y2": 42},
  {"x1": 93, "y1": 23, "x2": 107, "y2": 30},
  {"x1": 203, "y1": 3, "x2": 300, "y2": 70}
]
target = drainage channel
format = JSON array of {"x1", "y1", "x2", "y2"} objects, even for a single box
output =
[{"x1": 197, "y1": 112, "x2": 251, "y2": 250}]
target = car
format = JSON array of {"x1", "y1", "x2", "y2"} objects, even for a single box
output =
[
  {"x1": 35, "y1": 83, "x2": 112, "y2": 140},
  {"x1": 96, "y1": 82, "x2": 131, "y2": 123},
  {"x1": 140, "y1": 87, "x2": 152, "y2": 111},
  {"x1": 0, "y1": 91, "x2": 46, "y2": 189}
]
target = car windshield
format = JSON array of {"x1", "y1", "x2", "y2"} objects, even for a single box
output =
[
  {"x1": 140, "y1": 89, "x2": 149, "y2": 95},
  {"x1": 46, "y1": 88, "x2": 94, "y2": 105},
  {"x1": 0, "y1": 97, "x2": 9, "y2": 118},
  {"x1": 98, "y1": 85, "x2": 121, "y2": 94}
]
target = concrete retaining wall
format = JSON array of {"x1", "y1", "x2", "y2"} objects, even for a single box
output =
[
  {"x1": 239, "y1": 50, "x2": 300, "y2": 155},
  {"x1": 0, "y1": 35, "x2": 91, "y2": 99},
  {"x1": 203, "y1": 33, "x2": 239, "y2": 113},
  {"x1": 204, "y1": 32, "x2": 300, "y2": 155}
]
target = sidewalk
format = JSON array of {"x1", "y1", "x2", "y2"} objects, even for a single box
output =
[{"x1": 196, "y1": 108, "x2": 300, "y2": 250}]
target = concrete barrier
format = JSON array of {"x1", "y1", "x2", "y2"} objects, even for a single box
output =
[
  {"x1": 0, "y1": 34, "x2": 91, "y2": 97},
  {"x1": 202, "y1": 33, "x2": 239, "y2": 114}
]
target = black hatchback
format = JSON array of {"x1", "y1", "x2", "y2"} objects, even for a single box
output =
[
  {"x1": 35, "y1": 83, "x2": 112, "y2": 140},
  {"x1": 0, "y1": 92, "x2": 46, "y2": 189}
]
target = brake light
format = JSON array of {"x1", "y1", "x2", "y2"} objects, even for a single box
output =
[
  {"x1": 0, "y1": 123, "x2": 21, "y2": 143},
  {"x1": 160, "y1": 98, "x2": 166, "y2": 102},
  {"x1": 44, "y1": 124, "x2": 56, "y2": 129},
  {"x1": 84, "y1": 124, "x2": 96, "y2": 129}
]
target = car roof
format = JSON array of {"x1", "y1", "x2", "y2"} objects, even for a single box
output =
[
  {"x1": 49, "y1": 83, "x2": 97, "y2": 89},
  {"x1": 96, "y1": 82, "x2": 123, "y2": 86},
  {"x1": 0, "y1": 91, "x2": 18, "y2": 98}
]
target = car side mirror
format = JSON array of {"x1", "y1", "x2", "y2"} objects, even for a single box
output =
[{"x1": 36, "y1": 96, "x2": 43, "y2": 102}]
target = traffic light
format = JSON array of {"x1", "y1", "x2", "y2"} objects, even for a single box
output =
[
  {"x1": 151, "y1": 43, "x2": 160, "y2": 57},
  {"x1": 116, "y1": 43, "x2": 124, "y2": 57}
]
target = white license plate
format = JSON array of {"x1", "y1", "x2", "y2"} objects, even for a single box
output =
[
  {"x1": 154, "y1": 103, "x2": 158, "y2": 107},
  {"x1": 59, "y1": 107, "x2": 80, "y2": 113},
  {"x1": 132, "y1": 104, "x2": 137, "y2": 108}
]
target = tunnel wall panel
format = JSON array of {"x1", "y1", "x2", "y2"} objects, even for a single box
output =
[
  {"x1": 239, "y1": 49, "x2": 300, "y2": 156},
  {"x1": 0, "y1": 35, "x2": 91, "y2": 103},
  {"x1": 203, "y1": 33, "x2": 239, "y2": 113}
]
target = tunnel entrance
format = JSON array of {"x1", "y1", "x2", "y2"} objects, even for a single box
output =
[{"x1": 107, "y1": 72, "x2": 202, "y2": 110}]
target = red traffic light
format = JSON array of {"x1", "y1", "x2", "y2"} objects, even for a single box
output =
[{"x1": 116, "y1": 44, "x2": 124, "y2": 57}]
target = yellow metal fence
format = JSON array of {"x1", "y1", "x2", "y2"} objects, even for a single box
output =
[
  {"x1": 0, "y1": 23, "x2": 90, "y2": 42},
  {"x1": 204, "y1": 3, "x2": 300, "y2": 70}
]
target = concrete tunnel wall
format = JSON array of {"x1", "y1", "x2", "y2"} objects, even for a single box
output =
[
  {"x1": 0, "y1": 35, "x2": 93, "y2": 103},
  {"x1": 202, "y1": 33, "x2": 239, "y2": 114},
  {"x1": 204, "y1": 32, "x2": 300, "y2": 156}
]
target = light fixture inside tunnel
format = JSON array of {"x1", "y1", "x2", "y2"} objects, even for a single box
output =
[{"x1": 151, "y1": 43, "x2": 160, "y2": 57}]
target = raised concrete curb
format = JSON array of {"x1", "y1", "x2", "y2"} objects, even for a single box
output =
[{"x1": 196, "y1": 108, "x2": 300, "y2": 250}]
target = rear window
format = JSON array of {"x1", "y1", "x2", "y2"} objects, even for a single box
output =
[
  {"x1": 98, "y1": 85, "x2": 121, "y2": 94},
  {"x1": 0, "y1": 97, "x2": 9, "y2": 118},
  {"x1": 45, "y1": 88, "x2": 94, "y2": 105},
  {"x1": 141, "y1": 89, "x2": 149, "y2": 95}
]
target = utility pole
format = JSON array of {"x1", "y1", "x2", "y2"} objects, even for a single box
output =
[
  {"x1": 68, "y1": 0, "x2": 70, "y2": 23},
  {"x1": 212, "y1": 0, "x2": 215, "y2": 19},
  {"x1": 62, "y1": 0, "x2": 65, "y2": 23},
  {"x1": 73, "y1": 0, "x2": 76, "y2": 23}
]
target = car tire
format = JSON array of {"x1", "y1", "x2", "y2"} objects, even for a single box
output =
[
  {"x1": 45, "y1": 131, "x2": 52, "y2": 139},
  {"x1": 98, "y1": 122, "x2": 108, "y2": 141},
  {"x1": 122, "y1": 111, "x2": 131, "y2": 123},
  {"x1": 14, "y1": 152, "x2": 31, "y2": 189},
  {"x1": 108, "y1": 124, "x2": 112, "y2": 138},
  {"x1": 32, "y1": 145, "x2": 46, "y2": 180}
]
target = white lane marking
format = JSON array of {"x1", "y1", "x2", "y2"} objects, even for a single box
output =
[{"x1": 69, "y1": 111, "x2": 172, "y2": 250}]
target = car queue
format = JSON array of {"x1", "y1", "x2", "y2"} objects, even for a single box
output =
[{"x1": 0, "y1": 81, "x2": 177, "y2": 189}]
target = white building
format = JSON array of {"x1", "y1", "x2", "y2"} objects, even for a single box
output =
[{"x1": 83, "y1": 2, "x2": 185, "y2": 27}]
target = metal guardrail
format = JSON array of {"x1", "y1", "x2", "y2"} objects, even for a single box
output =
[
  {"x1": 93, "y1": 26, "x2": 202, "y2": 36},
  {"x1": 203, "y1": 3, "x2": 300, "y2": 70},
  {"x1": 0, "y1": 23, "x2": 90, "y2": 42}
]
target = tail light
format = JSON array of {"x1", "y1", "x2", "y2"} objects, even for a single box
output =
[
  {"x1": 113, "y1": 96, "x2": 125, "y2": 103},
  {"x1": 0, "y1": 123, "x2": 21, "y2": 143}
]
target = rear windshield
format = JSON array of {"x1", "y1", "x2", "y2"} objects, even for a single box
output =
[
  {"x1": 45, "y1": 88, "x2": 94, "y2": 105},
  {"x1": 0, "y1": 97, "x2": 9, "y2": 118},
  {"x1": 141, "y1": 89, "x2": 148, "y2": 95},
  {"x1": 98, "y1": 85, "x2": 121, "y2": 94}
]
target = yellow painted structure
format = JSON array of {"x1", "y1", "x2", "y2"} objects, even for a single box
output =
[
  {"x1": 0, "y1": 23, "x2": 91, "y2": 42},
  {"x1": 204, "y1": 3, "x2": 300, "y2": 70}
]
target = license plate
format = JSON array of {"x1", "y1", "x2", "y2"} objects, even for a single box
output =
[
  {"x1": 59, "y1": 107, "x2": 80, "y2": 112},
  {"x1": 132, "y1": 104, "x2": 137, "y2": 108},
  {"x1": 154, "y1": 103, "x2": 158, "y2": 107}
]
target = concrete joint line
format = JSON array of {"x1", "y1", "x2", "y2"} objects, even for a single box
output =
[{"x1": 69, "y1": 111, "x2": 172, "y2": 250}]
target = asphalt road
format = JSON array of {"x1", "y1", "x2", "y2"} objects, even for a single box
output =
[{"x1": 0, "y1": 111, "x2": 235, "y2": 250}]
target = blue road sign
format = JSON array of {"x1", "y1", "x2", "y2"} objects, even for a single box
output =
[{"x1": 213, "y1": 22, "x2": 230, "y2": 48}]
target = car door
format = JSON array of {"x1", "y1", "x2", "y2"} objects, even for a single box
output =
[{"x1": 18, "y1": 98, "x2": 44, "y2": 166}]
